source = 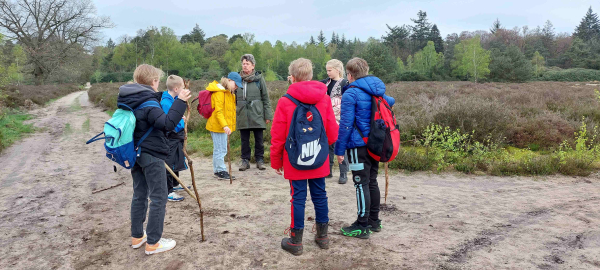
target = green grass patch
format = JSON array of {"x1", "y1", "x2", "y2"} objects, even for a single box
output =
[
  {"x1": 69, "y1": 98, "x2": 81, "y2": 112},
  {"x1": 63, "y1": 123, "x2": 73, "y2": 135},
  {"x1": 0, "y1": 110, "x2": 35, "y2": 151},
  {"x1": 82, "y1": 116, "x2": 90, "y2": 132}
]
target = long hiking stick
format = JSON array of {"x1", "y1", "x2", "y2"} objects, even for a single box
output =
[
  {"x1": 385, "y1": 162, "x2": 389, "y2": 204},
  {"x1": 164, "y1": 163, "x2": 196, "y2": 200},
  {"x1": 182, "y1": 79, "x2": 205, "y2": 242},
  {"x1": 227, "y1": 134, "x2": 232, "y2": 184}
]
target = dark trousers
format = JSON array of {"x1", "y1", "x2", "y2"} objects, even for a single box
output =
[
  {"x1": 131, "y1": 152, "x2": 168, "y2": 245},
  {"x1": 347, "y1": 146, "x2": 380, "y2": 226},
  {"x1": 166, "y1": 171, "x2": 179, "y2": 194},
  {"x1": 240, "y1": 128, "x2": 264, "y2": 161},
  {"x1": 329, "y1": 144, "x2": 349, "y2": 175},
  {"x1": 289, "y1": 178, "x2": 329, "y2": 229}
]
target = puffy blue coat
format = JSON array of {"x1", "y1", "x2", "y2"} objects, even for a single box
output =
[{"x1": 334, "y1": 75, "x2": 396, "y2": 156}]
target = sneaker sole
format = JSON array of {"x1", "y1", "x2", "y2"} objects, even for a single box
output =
[
  {"x1": 341, "y1": 229, "x2": 371, "y2": 239},
  {"x1": 168, "y1": 198, "x2": 184, "y2": 202},
  {"x1": 132, "y1": 238, "x2": 147, "y2": 249},
  {"x1": 145, "y1": 243, "x2": 176, "y2": 255}
]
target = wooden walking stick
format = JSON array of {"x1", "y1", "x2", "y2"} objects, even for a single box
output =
[
  {"x1": 182, "y1": 79, "x2": 205, "y2": 242},
  {"x1": 227, "y1": 134, "x2": 232, "y2": 184},
  {"x1": 384, "y1": 162, "x2": 389, "y2": 204},
  {"x1": 164, "y1": 163, "x2": 196, "y2": 200}
]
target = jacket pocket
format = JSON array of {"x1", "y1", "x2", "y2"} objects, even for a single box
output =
[{"x1": 248, "y1": 100, "x2": 264, "y2": 126}]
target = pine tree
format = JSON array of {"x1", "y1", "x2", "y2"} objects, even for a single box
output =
[
  {"x1": 181, "y1": 24, "x2": 206, "y2": 46},
  {"x1": 490, "y1": 18, "x2": 502, "y2": 34},
  {"x1": 430, "y1": 24, "x2": 444, "y2": 53},
  {"x1": 330, "y1": 32, "x2": 338, "y2": 45},
  {"x1": 309, "y1": 36, "x2": 316, "y2": 45},
  {"x1": 410, "y1": 10, "x2": 432, "y2": 51},
  {"x1": 541, "y1": 20, "x2": 556, "y2": 58},
  {"x1": 574, "y1": 7, "x2": 600, "y2": 42},
  {"x1": 317, "y1": 30, "x2": 327, "y2": 46},
  {"x1": 106, "y1": 38, "x2": 116, "y2": 49},
  {"x1": 340, "y1": 34, "x2": 347, "y2": 47}
]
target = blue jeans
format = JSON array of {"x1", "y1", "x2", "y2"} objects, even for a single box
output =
[
  {"x1": 211, "y1": 132, "x2": 227, "y2": 173},
  {"x1": 289, "y1": 178, "x2": 329, "y2": 229}
]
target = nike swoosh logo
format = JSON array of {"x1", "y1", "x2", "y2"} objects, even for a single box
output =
[{"x1": 297, "y1": 143, "x2": 321, "y2": 166}]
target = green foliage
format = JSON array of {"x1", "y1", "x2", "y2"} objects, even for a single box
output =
[
  {"x1": 562, "y1": 38, "x2": 600, "y2": 70},
  {"x1": 360, "y1": 40, "x2": 398, "y2": 83},
  {"x1": 489, "y1": 45, "x2": 533, "y2": 82},
  {"x1": 0, "y1": 110, "x2": 35, "y2": 152},
  {"x1": 573, "y1": 7, "x2": 600, "y2": 42},
  {"x1": 410, "y1": 41, "x2": 444, "y2": 78},
  {"x1": 539, "y1": 68, "x2": 600, "y2": 81},
  {"x1": 452, "y1": 37, "x2": 491, "y2": 82},
  {"x1": 531, "y1": 51, "x2": 546, "y2": 77}
]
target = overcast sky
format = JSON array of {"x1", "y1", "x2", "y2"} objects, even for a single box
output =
[{"x1": 93, "y1": 0, "x2": 597, "y2": 44}]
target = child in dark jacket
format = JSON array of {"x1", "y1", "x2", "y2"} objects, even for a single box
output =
[
  {"x1": 270, "y1": 58, "x2": 339, "y2": 256},
  {"x1": 118, "y1": 64, "x2": 191, "y2": 255},
  {"x1": 161, "y1": 75, "x2": 188, "y2": 202},
  {"x1": 335, "y1": 58, "x2": 395, "y2": 239}
]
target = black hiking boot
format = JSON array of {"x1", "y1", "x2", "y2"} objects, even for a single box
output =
[
  {"x1": 256, "y1": 159, "x2": 266, "y2": 171},
  {"x1": 215, "y1": 171, "x2": 235, "y2": 180},
  {"x1": 368, "y1": 219, "x2": 382, "y2": 232},
  {"x1": 326, "y1": 165, "x2": 333, "y2": 178},
  {"x1": 314, "y1": 223, "x2": 330, "y2": 249},
  {"x1": 341, "y1": 221, "x2": 371, "y2": 239},
  {"x1": 239, "y1": 159, "x2": 250, "y2": 171},
  {"x1": 281, "y1": 228, "x2": 303, "y2": 256},
  {"x1": 338, "y1": 173, "x2": 348, "y2": 184}
]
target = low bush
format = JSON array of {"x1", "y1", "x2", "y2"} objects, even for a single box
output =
[
  {"x1": 539, "y1": 68, "x2": 600, "y2": 82},
  {"x1": 0, "y1": 84, "x2": 80, "y2": 109}
]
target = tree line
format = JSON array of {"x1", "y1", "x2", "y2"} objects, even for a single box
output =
[{"x1": 0, "y1": 1, "x2": 599, "y2": 86}]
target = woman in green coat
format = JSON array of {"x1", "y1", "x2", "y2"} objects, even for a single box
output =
[{"x1": 237, "y1": 54, "x2": 273, "y2": 171}]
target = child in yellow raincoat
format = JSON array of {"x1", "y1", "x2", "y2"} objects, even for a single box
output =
[{"x1": 206, "y1": 72, "x2": 242, "y2": 180}]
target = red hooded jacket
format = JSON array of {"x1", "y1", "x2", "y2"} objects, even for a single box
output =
[{"x1": 270, "y1": 81, "x2": 339, "y2": 180}]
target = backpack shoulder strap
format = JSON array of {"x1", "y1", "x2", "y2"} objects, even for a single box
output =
[
  {"x1": 135, "y1": 100, "x2": 161, "y2": 111},
  {"x1": 283, "y1": 94, "x2": 300, "y2": 106},
  {"x1": 133, "y1": 100, "x2": 160, "y2": 153}
]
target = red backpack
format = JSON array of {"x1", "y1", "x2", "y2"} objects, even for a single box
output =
[
  {"x1": 356, "y1": 96, "x2": 401, "y2": 162},
  {"x1": 196, "y1": 90, "x2": 214, "y2": 119}
]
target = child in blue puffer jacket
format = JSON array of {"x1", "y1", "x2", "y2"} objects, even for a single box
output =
[
  {"x1": 161, "y1": 75, "x2": 188, "y2": 202},
  {"x1": 335, "y1": 58, "x2": 395, "y2": 239}
]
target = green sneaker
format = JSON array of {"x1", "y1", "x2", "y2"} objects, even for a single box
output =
[
  {"x1": 341, "y1": 221, "x2": 371, "y2": 239},
  {"x1": 368, "y1": 219, "x2": 382, "y2": 232}
]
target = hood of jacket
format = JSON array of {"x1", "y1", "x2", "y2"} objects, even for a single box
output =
[
  {"x1": 117, "y1": 83, "x2": 160, "y2": 109},
  {"x1": 206, "y1": 81, "x2": 229, "y2": 93},
  {"x1": 344, "y1": 75, "x2": 386, "y2": 97},
  {"x1": 286, "y1": 81, "x2": 327, "y2": 105}
]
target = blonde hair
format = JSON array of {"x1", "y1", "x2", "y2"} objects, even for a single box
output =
[
  {"x1": 326, "y1": 59, "x2": 345, "y2": 78},
  {"x1": 166, "y1": 75, "x2": 184, "y2": 91},
  {"x1": 346, "y1": 57, "x2": 369, "y2": 79},
  {"x1": 288, "y1": 58, "x2": 313, "y2": 82},
  {"x1": 220, "y1": 77, "x2": 232, "y2": 91},
  {"x1": 133, "y1": 64, "x2": 164, "y2": 86}
]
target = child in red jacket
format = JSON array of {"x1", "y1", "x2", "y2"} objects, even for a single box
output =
[{"x1": 270, "y1": 58, "x2": 339, "y2": 256}]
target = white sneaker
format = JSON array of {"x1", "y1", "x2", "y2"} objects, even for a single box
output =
[
  {"x1": 145, "y1": 238, "x2": 176, "y2": 255},
  {"x1": 131, "y1": 230, "x2": 147, "y2": 249},
  {"x1": 168, "y1": 192, "x2": 184, "y2": 202}
]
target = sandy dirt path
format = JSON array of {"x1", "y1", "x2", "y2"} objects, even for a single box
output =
[{"x1": 1, "y1": 91, "x2": 600, "y2": 270}]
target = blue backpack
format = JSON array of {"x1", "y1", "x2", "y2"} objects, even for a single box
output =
[
  {"x1": 284, "y1": 94, "x2": 329, "y2": 170},
  {"x1": 86, "y1": 101, "x2": 160, "y2": 169}
]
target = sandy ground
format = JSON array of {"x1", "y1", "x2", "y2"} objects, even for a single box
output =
[{"x1": 1, "y1": 91, "x2": 600, "y2": 270}]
